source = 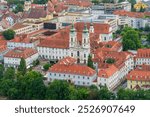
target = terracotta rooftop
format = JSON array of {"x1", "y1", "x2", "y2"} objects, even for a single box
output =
[
  {"x1": 0, "y1": 45, "x2": 7, "y2": 53},
  {"x1": 38, "y1": 23, "x2": 101, "y2": 49},
  {"x1": 98, "y1": 65, "x2": 118, "y2": 78},
  {"x1": 113, "y1": 10, "x2": 145, "y2": 18},
  {"x1": 8, "y1": 34, "x2": 38, "y2": 43},
  {"x1": 22, "y1": 8, "x2": 47, "y2": 19},
  {"x1": 11, "y1": 23, "x2": 29, "y2": 30},
  {"x1": 136, "y1": 49, "x2": 150, "y2": 58},
  {"x1": 49, "y1": 57, "x2": 96, "y2": 76},
  {"x1": 4, "y1": 47, "x2": 37, "y2": 59},
  {"x1": 126, "y1": 70, "x2": 150, "y2": 81},
  {"x1": 74, "y1": 22, "x2": 111, "y2": 34},
  {"x1": 63, "y1": 0, "x2": 92, "y2": 7}
]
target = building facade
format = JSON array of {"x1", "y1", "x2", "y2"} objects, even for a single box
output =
[
  {"x1": 47, "y1": 57, "x2": 97, "y2": 86},
  {"x1": 4, "y1": 47, "x2": 38, "y2": 68}
]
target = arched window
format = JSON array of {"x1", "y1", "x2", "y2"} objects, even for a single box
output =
[
  {"x1": 84, "y1": 38, "x2": 86, "y2": 43},
  {"x1": 71, "y1": 38, "x2": 73, "y2": 42},
  {"x1": 77, "y1": 51, "x2": 80, "y2": 57}
]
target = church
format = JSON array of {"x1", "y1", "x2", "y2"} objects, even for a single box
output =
[{"x1": 37, "y1": 22, "x2": 112, "y2": 64}]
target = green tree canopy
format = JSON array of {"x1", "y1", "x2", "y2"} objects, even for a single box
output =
[
  {"x1": 13, "y1": 4, "x2": 24, "y2": 13},
  {"x1": 18, "y1": 58, "x2": 26, "y2": 75},
  {"x1": 33, "y1": 0, "x2": 48, "y2": 4},
  {"x1": 46, "y1": 80, "x2": 70, "y2": 100},
  {"x1": 87, "y1": 55, "x2": 94, "y2": 69},
  {"x1": 3, "y1": 67, "x2": 15, "y2": 79},
  {"x1": 98, "y1": 86, "x2": 115, "y2": 100},
  {"x1": 105, "y1": 58, "x2": 115, "y2": 64},
  {"x1": 43, "y1": 63, "x2": 51, "y2": 71},
  {"x1": 122, "y1": 27, "x2": 142, "y2": 51},
  {"x1": 0, "y1": 64, "x2": 4, "y2": 79},
  {"x1": 15, "y1": 71, "x2": 46, "y2": 100},
  {"x1": 2, "y1": 29, "x2": 15, "y2": 40}
]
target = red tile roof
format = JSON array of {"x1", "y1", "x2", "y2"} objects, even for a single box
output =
[
  {"x1": 144, "y1": 12, "x2": 150, "y2": 17},
  {"x1": 136, "y1": 49, "x2": 150, "y2": 58},
  {"x1": 0, "y1": 45, "x2": 7, "y2": 53},
  {"x1": 4, "y1": 47, "x2": 37, "y2": 59},
  {"x1": 94, "y1": 51, "x2": 132, "y2": 78},
  {"x1": 96, "y1": 41, "x2": 122, "y2": 52},
  {"x1": 113, "y1": 10, "x2": 145, "y2": 18},
  {"x1": 22, "y1": 8, "x2": 48, "y2": 19},
  {"x1": 98, "y1": 65, "x2": 118, "y2": 78},
  {"x1": 126, "y1": 70, "x2": 150, "y2": 81},
  {"x1": 38, "y1": 23, "x2": 101, "y2": 49},
  {"x1": 9, "y1": 34, "x2": 38, "y2": 43},
  {"x1": 49, "y1": 57, "x2": 96, "y2": 76},
  {"x1": 11, "y1": 23, "x2": 29, "y2": 30},
  {"x1": 75, "y1": 22, "x2": 111, "y2": 34},
  {"x1": 63, "y1": 0, "x2": 92, "y2": 7}
]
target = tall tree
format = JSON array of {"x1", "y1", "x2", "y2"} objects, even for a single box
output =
[
  {"x1": 18, "y1": 58, "x2": 26, "y2": 75},
  {"x1": 87, "y1": 55, "x2": 94, "y2": 69}
]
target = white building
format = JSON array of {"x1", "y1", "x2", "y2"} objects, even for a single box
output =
[
  {"x1": 4, "y1": 47, "x2": 38, "y2": 68},
  {"x1": 136, "y1": 49, "x2": 150, "y2": 66},
  {"x1": 0, "y1": 45, "x2": 8, "y2": 61},
  {"x1": 38, "y1": 22, "x2": 112, "y2": 64},
  {"x1": 95, "y1": 51, "x2": 134, "y2": 90},
  {"x1": 47, "y1": 57, "x2": 97, "y2": 86},
  {"x1": 114, "y1": 10, "x2": 150, "y2": 29},
  {"x1": 7, "y1": 35, "x2": 40, "y2": 50},
  {"x1": 10, "y1": 22, "x2": 43, "y2": 35}
]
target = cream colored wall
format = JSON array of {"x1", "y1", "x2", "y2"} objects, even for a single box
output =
[{"x1": 127, "y1": 80, "x2": 150, "y2": 89}]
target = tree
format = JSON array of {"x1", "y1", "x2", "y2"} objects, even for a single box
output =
[
  {"x1": 18, "y1": 58, "x2": 26, "y2": 75},
  {"x1": 46, "y1": 80, "x2": 70, "y2": 100},
  {"x1": 147, "y1": 33, "x2": 150, "y2": 43},
  {"x1": 102, "y1": 0, "x2": 114, "y2": 3},
  {"x1": 122, "y1": 27, "x2": 142, "y2": 50},
  {"x1": 105, "y1": 58, "x2": 115, "y2": 64},
  {"x1": 98, "y1": 86, "x2": 115, "y2": 100},
  {"x1": 13, "y1": 4, "x2": 23, "y2": 13},
  {"x1": 16, "y1": 71, "x2": 46, "y2": 100},
  {"x1": 139, "y1": 7, "x2": 146, "y2": 12},
  {"x1": 6, "y1": 0, "x2": 23, "y2": 5},
  {"x1": 0, "y1": 64, "x2": 4, "y2": 79},
  {"x1": 91, "y1": 0, "x2": 101, "y2": 4},
  {"x1": 75, "y1": 87, "x2": 90, "y2": 100},
  {"x1": 117, "y1": 88, "x2": 136, "y2": 100},
  {"x1": 87, "y1": 55, "x2": 94, "y2": 69},
  {"x1": 33, "y1": 59, "x2": 40, "y2": 67},
  {"x1": 144, "y1": 25, "x2": 150, "y2": 32},
  {"x1": 0, "y1": 79, "x2": 15, "y2": 96},
  {"x1": 43, "y1": 63, "x2": 51, "y2": 71},
  {"x1": 33, "y1": 0, "x2": 48, "y2": 4},
  {"x1": 3, "y1": 67, "x2": 15, "y2": 79},
  {"x1": 88, "y1": 85, "x2": 99, "y2": 100},
  {"x1": 2, "y1": 29, "x2": 15, "y2": 40}
]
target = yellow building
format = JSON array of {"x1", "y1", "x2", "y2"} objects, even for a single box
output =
[
  {"x1": 134, "y1": 1, "x2": 148, "y2": 11},
  {"x1": 127, "y1": 65, "x2": 150, "y2": 90}
]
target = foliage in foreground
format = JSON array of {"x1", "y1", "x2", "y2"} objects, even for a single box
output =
[{"x1": 0, "y1": 64, "x2": 150, "y2": 100}]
